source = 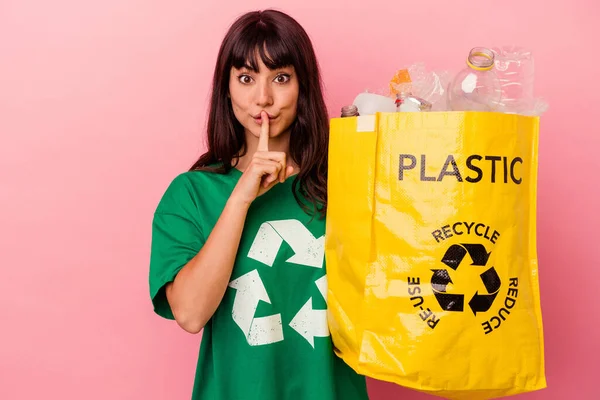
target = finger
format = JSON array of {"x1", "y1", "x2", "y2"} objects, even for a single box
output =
[
  {"x1": 278, "y1": 154, "x2": 287, "y2": 183},
  {"x1": 285, "y1": 165, "x2": 294, "y2": 179},
  {"x1": 254, "y1": 159, "x2": 281, "y2": 187},
  {"x1": 269, "y1": 153, "x2": 286, "y2": 183},
  {"x1": 267, "y1": 162, "x2": 283, "y2": 186},
  {"x1": 253, "y1": 151, "x2": 286, "y2": 183},
  {"x1": 253, "y1": 150, "x2": 285, "y2": 162},
  {"x1": 257, "y1": 111, "x2": 270, "y2": 152}
]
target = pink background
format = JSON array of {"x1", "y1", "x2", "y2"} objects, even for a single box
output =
[{"x1": 1, "y1": 0, "x2": 598, "y2": 399}]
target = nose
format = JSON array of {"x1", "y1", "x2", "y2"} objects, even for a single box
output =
[{"x1": 255, "y1": 80, "x2": 273, "y2": 107}]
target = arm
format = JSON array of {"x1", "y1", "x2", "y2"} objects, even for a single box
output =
[
  {"x1": 165, "y1": 196, "x2": 249, "y2": 334},
  {"x1": 164, "y1": 112, "x2": 294, "y2": 334}
]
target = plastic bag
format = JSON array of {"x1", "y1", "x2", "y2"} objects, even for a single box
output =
[{"x1": 326, "y1": 111, "x2": 547, "y2": 400}]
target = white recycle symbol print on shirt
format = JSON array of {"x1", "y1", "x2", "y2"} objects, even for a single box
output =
[{"x1": 228, "y1": 219, "x2": 329, "y2": 348}]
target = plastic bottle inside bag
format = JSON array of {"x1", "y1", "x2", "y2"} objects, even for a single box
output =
[
  {"x1": 492, "y1": 46, "x2": 548, "y2": 115},
  {"x1": 388, "y1": 67, "x2": 432, "y2": 112},
  {"x1": 395, "y1": 92, "x2": 432, "y2": 112},
  {"x1": 340, "y1": 105, "x2": 359, "y2": 117},
  {"x1": 351, "y1": 92, "x2": 397, "y2": 115},
  {"x1": 447, "y1": 47, "x2": 502, "y2": 112},
  {"x1": 390, "y1": 64, "x2": 448, "y2": 111},
  {"x1": 492, "y1": 46, "x2": 534, "y2": 114}
]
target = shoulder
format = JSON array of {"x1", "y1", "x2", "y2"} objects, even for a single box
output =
[
  {"x1": 154, "y1": 169, "x2": 237, "y2": 214},
  {"x1": 156, "y1": 171, "x2": 193, "y2": 205}
]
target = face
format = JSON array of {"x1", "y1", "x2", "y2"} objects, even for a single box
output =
[{"x1": 229, "y1": 56, "x2": 299, "y2": 142}]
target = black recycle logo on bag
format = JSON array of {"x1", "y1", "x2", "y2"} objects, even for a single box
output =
[{"x1": 431, "y1": 244, "x2": 501, "y2": 315}]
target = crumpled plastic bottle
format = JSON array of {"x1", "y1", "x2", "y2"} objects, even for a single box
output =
[
  {"x1": 492, "y1": 46, "x2": 548, "y2": 116},
  {"x1": 390, "y1": 63, "x2": 451, "y2": 111}
]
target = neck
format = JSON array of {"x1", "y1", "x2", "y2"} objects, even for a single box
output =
[{"x1": 234, "y1": 130, "x2": 296, "y2": 172}]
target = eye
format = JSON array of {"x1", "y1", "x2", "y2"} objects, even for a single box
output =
[
  {"x1": 274, "y1": 74, "x2": 291, "y2": 84},
  {"x1": 238, "y1": 74, "x2": 253, "y2": 84}
]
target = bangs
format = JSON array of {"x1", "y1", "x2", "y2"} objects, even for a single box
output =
[{"x1": 230, "y1": 25, "x2": 296, "y2": 71}]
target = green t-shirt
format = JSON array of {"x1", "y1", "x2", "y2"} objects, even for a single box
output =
[{"x1": 149, "y1": 169, "x2": 368, "y2": 400}]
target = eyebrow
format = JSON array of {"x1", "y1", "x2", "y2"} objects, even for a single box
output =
[
  {"x1": 236, "y1": 63, "x2": 256, "y2": 72},
  {"x1": 235, "y1": 64, "x2": 293, "y2": 73}
]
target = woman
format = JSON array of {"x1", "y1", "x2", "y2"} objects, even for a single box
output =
[{"x1": 149, "y1": 9, "x2": 369, "y2": 400}]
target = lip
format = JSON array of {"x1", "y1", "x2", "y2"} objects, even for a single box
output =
[
  {"x1": 253, "y1": 113, "x2": 278, "y2": 124},
  {"x1": 252, "y1": 112, "x2": 277, "y2": 119}
]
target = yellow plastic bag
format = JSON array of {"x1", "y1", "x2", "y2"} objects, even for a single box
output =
[{"x1": 325, "y1": 112, "x2": 546, "y2": 399}]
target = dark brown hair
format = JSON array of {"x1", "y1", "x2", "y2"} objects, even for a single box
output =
[{"x1": 190, "y1": 9, "x2": 328, "y2": 218}]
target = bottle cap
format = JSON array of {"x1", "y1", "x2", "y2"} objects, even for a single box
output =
[{"x1": 341, "y1": 104, "x2": 359, "y2": 117}]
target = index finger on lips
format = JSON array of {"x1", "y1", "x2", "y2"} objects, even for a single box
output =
[{"x1": 257, "y1": 111, "x2": 269, "y2": 152}]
